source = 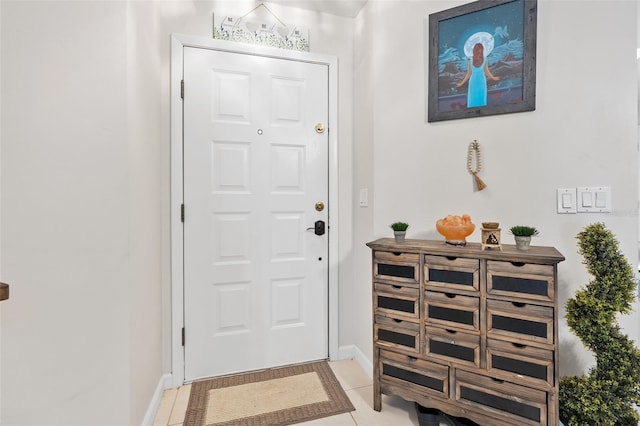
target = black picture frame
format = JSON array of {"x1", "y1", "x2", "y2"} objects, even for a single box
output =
[{"x1": 427, "y1": 0, "x2": 537, "y2": 122}]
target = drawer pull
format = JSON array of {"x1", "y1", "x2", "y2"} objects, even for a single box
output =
[
  {"x1": 512, "y1": 302, "x2": 527, "y2": 308},
  {"x1": 491, "y1": 377, "x2": 505, "y2": 383},
  {"x1": 446, "y1": 256, "x2": 457, "y2": 261},
  {"x1": 392, "y1": 252, "x2": 402, "y2": 256},
  {"x1": 510, "y1": 261, "x2": 526, "y2": 267},
  {"x1": 407, "y1": 356, "x2": 418, "y2": 361},
  {"x1": 445, "y1": 293, "x2": 457, "y2": 299},
  {"x1": 393, "y1": 318, "x2": 403, "y2": 323},
  {"x1": 392, "y1": 285, "x2": 402, "y2": 289},
  {"x1": 512, "y1": 342, "x2": 527, "y2": 349},
  {"x1": 446, "y1": 329, "x2": 457, "y2": 334}
]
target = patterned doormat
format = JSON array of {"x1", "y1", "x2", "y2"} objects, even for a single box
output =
[{"x1": 183, "y1": 361, "x2": 355, "y2": 426}]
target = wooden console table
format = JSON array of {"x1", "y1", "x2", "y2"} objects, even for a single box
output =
[{"x1": 367, "y1": 238, "x2": 564, "y2": 426}]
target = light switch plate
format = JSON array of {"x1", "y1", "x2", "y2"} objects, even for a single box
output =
[
  {"x1": 557, "y1": 188, "x2": 577, "y2": 214},
  {"x1": 359, "y1": 188, "x2": 368, "y2": 207},
  {"x1": 577, "y1": 186, "x2": 612, "y2": 213}
]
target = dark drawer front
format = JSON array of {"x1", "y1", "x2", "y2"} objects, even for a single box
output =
[
  {"x1": 374, "y1": 251, "x2": 420, "y2": 285},
  {"x1": 425, "y1": 291, "x2": 479, "y2": 332},
  {"x1": 380, "y1": 349, "x2": 449, "y2": 398},
  {"x1": 425, "y1": 255, "x2": 479, "y2": 294},
  {"x1": 487, "y1": 339, "x2": 554, "y2": 387},
  {"x1": 455, "y1": 370, "x2": 548, "y2": 426},
  {"x1": 375, "y1": 315, "x2": 420, "y2": 353},
  {"x1": 487, "y1": 260, "x2": 554, "y2": 302},
  {"x1": 487, "y1": 300, "x2": 554, "y2": 346},
  {"x1": 425, "y1": 326, "x2": 480, "y2": 368},
  {"x1": 375, "y1": 283, "x2": 419, "y2": 320}
]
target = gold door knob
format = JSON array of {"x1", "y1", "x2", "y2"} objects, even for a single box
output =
[
  {"x1": 315, "y1": 202, "x2": 325, "y2": 212},
  {"x1": 315, "y1": 123, "x2": 325, "y2": 134}
]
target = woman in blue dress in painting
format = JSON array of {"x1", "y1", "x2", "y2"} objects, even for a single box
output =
[{"x1": 456, "y1": 33, "x2": 500, "y2": 108}]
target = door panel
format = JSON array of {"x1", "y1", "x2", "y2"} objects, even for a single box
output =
[{"x1": 183, "y1": 47, "x2": 329, "y2": 381}]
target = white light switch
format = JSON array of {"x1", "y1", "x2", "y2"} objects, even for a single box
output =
[
  {"x1": 577, "y1": 186, "x2": 612, "y2": 213},
  {"x1": 557, "y1": 188, "x2": 577, "y2": 214},
  {"x1": 359, "y1": 188, "x2": 368, "y2": 207}
]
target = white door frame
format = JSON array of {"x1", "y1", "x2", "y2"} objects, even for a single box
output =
[{"x1": 170, "y1": 34, "x2": 339, "y2": 387}]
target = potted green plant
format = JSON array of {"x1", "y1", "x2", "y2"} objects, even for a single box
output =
[
  {"x1": 390, "y1": 222, "x2": 409, "y2": 243},
  {"x1": 559, "y1": 223, "x2": 640, "y2": 425},
  {"x1": 509, "y1": 225, "x2": 539, "y2": 250}
]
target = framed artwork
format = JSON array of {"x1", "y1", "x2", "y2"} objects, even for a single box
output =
[{"x1": 427, "y1": 0, "x2": 537, "y2": 122}]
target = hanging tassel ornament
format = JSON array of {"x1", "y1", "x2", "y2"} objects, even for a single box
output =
[{"x1": 467, "y1": 140, "x2": 487, "y2": 191}]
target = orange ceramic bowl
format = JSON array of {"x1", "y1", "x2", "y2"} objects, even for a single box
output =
[{"x1": 436, "y1": 220, "x2": 475, "y2": 245}]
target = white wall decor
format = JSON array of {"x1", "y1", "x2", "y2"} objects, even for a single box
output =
[{"x1": 213, "y1": 6, "x2": 309, "y2": 51}]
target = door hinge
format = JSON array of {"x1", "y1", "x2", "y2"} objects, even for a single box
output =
[
  {"x1": 181, "y1": 204, "x2": 185, "y2": 222},
  {"x1": 181, "y1": 80, "x2": 184, "y2": 99},
  {"x1": 182, "y1": 327, "x2": 185, "y2": 346}
]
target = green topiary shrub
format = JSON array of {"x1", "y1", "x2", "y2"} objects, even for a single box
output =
[{"x1": 559, "y1": 223, "x2": 640, "y2": 425}]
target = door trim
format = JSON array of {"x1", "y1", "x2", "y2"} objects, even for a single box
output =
[{"x1": 170, "y1": 34, "x2": 339, "y2": 387}]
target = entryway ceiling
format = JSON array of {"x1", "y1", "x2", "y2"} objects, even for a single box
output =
[{"x1": 270, "y1": 0, "x2": 368, "y2": 18}]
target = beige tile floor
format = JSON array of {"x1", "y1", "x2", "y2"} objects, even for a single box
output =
[{"x1": 152, "y1": 359, "x2": 423, "y2": 426}]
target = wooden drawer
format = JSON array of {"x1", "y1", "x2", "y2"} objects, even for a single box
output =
[
  {"x1": 487, "y1": 338, "x2": 554, "y2": 387},
  {"x1": 487, "y1": 299, "x2": 554, "y2": 346},
  {"x1": 487, "y1": 260, "x2": 555, "y2": 302},
  {"x1": 425, "y1": 326, "x2": 480, "y2": 368},
  {"x1": 455, "y1": 369, "x2": 548, "y2": 425},
  {"x1": 424, "y1": 255, "x2": 479, "y2": 293},
  {"x1": 374, "y1": 251, "x2": 420, "y2": 285},
  {"x1": 375, "y1": 315, "x2": 420, "y2": 353},
  {"x1": 380, "y1": 348, "x2": 449, "y2": 398},
  {"x1": 425, "y1": 291, "x2": 479, "y2": 332},
  {"x1": 374, "y1": 282, "x2": 419, "y2": 320}
]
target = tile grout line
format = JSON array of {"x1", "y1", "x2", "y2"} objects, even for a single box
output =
[
  {"x1": 167, "y1": 388, "x2": 183, "y2": 426},
  {"x1": 169, "y1": 386, "x2": 190, "y2": 425}
]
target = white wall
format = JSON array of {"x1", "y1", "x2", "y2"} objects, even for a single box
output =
[
  {"x1": 125, "y1": 2, "x2": 165, "y2": 423},
  {"x1": 0, "y1": 0, "x2": 3, "y2": 420},
  {"x1": 351, "y1": 0, "x2": 377, "y2": 369},
  {"x1": 353, "y1": 0, "x2": 639, "y2": 377},
  {"x1": 0, "y1": 1, "x2": 163, "y2": 424}
]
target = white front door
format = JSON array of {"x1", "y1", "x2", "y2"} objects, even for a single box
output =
[{"x1": 182, "y1": 47, "x2": 329, "y2": 381}]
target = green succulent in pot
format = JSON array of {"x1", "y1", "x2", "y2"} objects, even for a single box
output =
[
  {"x1": 509, "y1": 225, "x2": 539, "y2": 250},
  {"x1": 390, "y1": 222, "x2": 409, "y2": 243},
  {"x1": 509, "y1": 225, "x2": 539, "y2": 237}
]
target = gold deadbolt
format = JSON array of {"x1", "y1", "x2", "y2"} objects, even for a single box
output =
[
  {"x1": 315, "y1": 123, "x2": 325, "y2": 134},
  {"x1": 315, "y1": 202, "x2": 325, "y2": 212}
]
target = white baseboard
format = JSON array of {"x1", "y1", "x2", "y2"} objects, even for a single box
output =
[
  {"x1": 337, "y1": 344, "x2": 373, "y2": 379},
  {"x1": 141, "y1": 373, "x2": 172, "y2": 426}
]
